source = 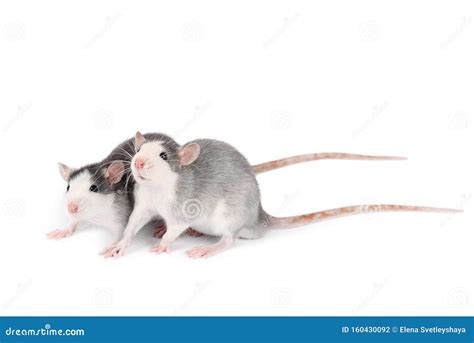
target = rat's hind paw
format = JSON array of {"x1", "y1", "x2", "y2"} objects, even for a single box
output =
[
  {"x1": 100, "y1": 243, "x2": 126, "y2": 258},
  {"x1": 153, "y1": 224, "x2": 167, "y2": 238},
  {"x1": 185, "y1": 228, "x2": 204, "y2": 237},
  {"x1": 186, "y1": 246, "x2": 215, "y2": 259}
]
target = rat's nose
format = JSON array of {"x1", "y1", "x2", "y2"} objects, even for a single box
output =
[
  {"x1": 68, "y1": 202, "x2": 79, "y2": 214},
  {"x1": 134, "y1": 158, "x2": 145, "y2": 170}
]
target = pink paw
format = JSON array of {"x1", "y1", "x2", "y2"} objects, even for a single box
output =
[
  {"x1": 186, "y1": 228, "x2": 204, "y2": 237},
  {"x1": 186, "y1": 246, "x2": 214, "y2": 259},
  {"x1": 153, "y1": 224, "x2": 167, "y2": 238},
  {"x1": 100, "y1": 243, "x2": 126, "y2": 258},
  {"x1": 150, "y1": 245, "x2": 169, "y2": 255},
  {"x1": 47, "y1": 229, "x2": 73, "y2": 240}
]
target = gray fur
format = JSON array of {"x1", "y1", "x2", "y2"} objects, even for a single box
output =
[
  {"x1": 67, "y1": 134, "x2": 172, "y2": 227},
  {"x1": 100, "y1": 133, "x2": 461, "y2": 259},
  {"x1": 147, "y1": 137, "x2": 266, "y2": 238}
]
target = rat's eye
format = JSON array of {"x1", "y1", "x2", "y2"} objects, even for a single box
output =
[
  {"x1": 89, "y1": 185, "x2": 99, "y2": 192},
  {"x1": 136, "y1": 146, "x2": 141, "y2": 153},
  {"x1": 66, "y1": 185, "x2": 70, "y2": 192},
  {"x1": 160, "y1": 152, "x2": 168, "y2": 161}
]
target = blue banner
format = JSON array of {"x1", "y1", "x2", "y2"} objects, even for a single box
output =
[{"x1": 1, "y1": 317, "x2": 473, "y2": 342}]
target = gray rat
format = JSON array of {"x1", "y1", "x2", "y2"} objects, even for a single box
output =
[
  {"x1": 101, "y1": 132, "x2": 461, "y2": 258},
  {"x1": 50, "y1": 137, "x2": 146, "y2": 251},
  {"x1": 51, "y1": 135, "x2": 201, "y2": 249},
  {"x1": 51, "y1": 134, "x2": 404, "y2": 250}
]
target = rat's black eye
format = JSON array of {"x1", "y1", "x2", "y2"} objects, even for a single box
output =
[
  {"x1": 160, "y1": 152, "x2": 168, "y2": 161},
  {"x1": 66, "y1": 185, "x2": 70, "y2": 192},
  {"x1": 89, "y1": 185, "x2": 99, "y2": 192},
  {"x1": 136, "y1": 147, "x2": 141, "y2": 153}
]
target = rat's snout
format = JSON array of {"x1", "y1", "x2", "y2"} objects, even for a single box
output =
[
  {"x1": 67, "y1": 202, "x2": 79, "y2": 214},
  {"x1": 134, "y1": 157, "x2": 146, "y2": 170}
]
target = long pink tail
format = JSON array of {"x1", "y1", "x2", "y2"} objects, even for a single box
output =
[
  {"x1": 266, "y1": 204, "x2": 462, "y2": 229},
  {"x1": 252, "y1": 153, "x2": 406, "y2": 174}
]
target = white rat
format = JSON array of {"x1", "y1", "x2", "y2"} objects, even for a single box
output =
[
  {"x1": 101, "y1": 132, "x2": 460, "y2": 259},
  {"x1": 49, "y1": 137, "x2": 139, "y2": 252}
]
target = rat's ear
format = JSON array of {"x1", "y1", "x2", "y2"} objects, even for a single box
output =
[
  {"x1": 135, "y1": 131, "x2": 146, "y2": 151},
  {"x1": 104, "y1": 161, "x2": 125, "y2": 185},
  {"x1": 178, "y1": 143, "x2": 201, "y2": 166},
  {"x1": 58, "y1": 162, "x2": 72, "y2": 181}
]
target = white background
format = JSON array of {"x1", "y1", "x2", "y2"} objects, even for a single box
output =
[{"x1": 0, "y1": 0, "x2": 472, "y2": 316}]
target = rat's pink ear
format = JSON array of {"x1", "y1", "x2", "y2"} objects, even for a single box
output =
[
  {"x1": 135, "y1": 131, "x2": 146, "y2": 151},
  {"x1": 178, "y1": 143, "x2": 201, "y2": 166},
  {"x1": 58, "y1": 162, "x2": 72, "y2": 181},
  {"x1": 105, "y1": 161, "x2": 125, "y2": 185}
]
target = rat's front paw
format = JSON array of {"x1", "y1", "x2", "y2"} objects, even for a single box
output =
[
  {"x1": 47, "y1": 229, "x2": 73, "y2": 240},
  {"x1": 100, "y1": 243, "x2": 127, "y2": 258},
  {"x1": 150, "y1": 244, "x2": 170, "y2": 255}
]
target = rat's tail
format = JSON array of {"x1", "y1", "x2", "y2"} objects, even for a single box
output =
[
  {"x1": 264, "y1": 204, "x2": 462, "y2": 229},
  {"x1": 252, "y1": 153, "x2": 406, "y2": 174}
]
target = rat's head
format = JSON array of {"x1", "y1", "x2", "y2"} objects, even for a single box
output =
[
  {"x1": 131, "y1": 131, "x2": 200, "y2": 187},
  {"x1": 58, "y1": 161, "x2": 125, "y2": 221}
]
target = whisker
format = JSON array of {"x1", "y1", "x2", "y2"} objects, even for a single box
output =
[
  {"x1": 115, "y1": 147, "x2": 133, "y2": 160},
  {"x1": 89, "y1": 161, "x2": 114, "y2": 182},
  {"x1": 124, "y1": 172, "x2": 133, "y2": 193},
  {"x1": 89, "y1": 159, "x2": 132, "y2": 184},
  {"x1": 126, "y1": 140, "x2": 138, "y2": 155},
  {"x1": 113, "y1": 152, "x2": 134, "y2": 161}
]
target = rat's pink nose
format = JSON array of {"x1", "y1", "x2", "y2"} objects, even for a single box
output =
[
  {"x1": 68, "y1": 202, "x2": 79, "y2": 214},
  {"x1": 135, "y1": 158, "x2": 145, "y2": 170}
]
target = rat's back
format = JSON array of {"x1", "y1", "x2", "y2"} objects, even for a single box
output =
[{"x1": 175, "y1": 139, "x2": 261, "y2": 232}]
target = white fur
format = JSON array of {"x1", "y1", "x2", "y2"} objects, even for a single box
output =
[
  {"x1": 65, "y1": 170, "x2": 123, "y2": 239},
  {"x1": 132, "y1": 141, "x2": 177, "y2": 189},
  {"x1": 103, "y1": 141, "x2": 187, "y2": 256},
  {"x1": 192, "y1": 199, "x2": 234, "y2": 236},
  {"x1": 118, "y1": 142, "x2": 179, "y2": 240}
]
